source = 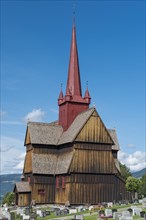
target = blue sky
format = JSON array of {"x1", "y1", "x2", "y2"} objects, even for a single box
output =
[{"x1": 1, "y1": 0, "x2": 145, "y2": 174}]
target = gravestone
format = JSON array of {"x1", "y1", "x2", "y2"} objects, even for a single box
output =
[
  {"x1": 107, "y1": 202, "x2": 113, "y2": 208},
  {"x1": 105, "y1": 209, "x2": 112, "y2": 217},
  {"x1": 119, "y1": 217, "x2": 133, "y2": 220},
  {"x1": 122, "y1": 211, "x2": 131, "y2": 217},
  {"x1": 69, "y1": 208, "x2": 77, "y2": 214},
  {"x1": 10, "y1": 212, "x2": 15, "y2": 220},
  {"x1": 25, "y1": 208, "x2": 30, "y2": 216},
  {"x1": 143, "y1": 198, "x2": 146, "y2": 208},
  {"x1": 113, "y1": 212, "x2": 122, "y2": 220},
  {"x1": 21, "y1": 214, "x2": 30, "y2": 220},
  {"x1": 74, "y1": 214, "x2": 84, "y2": 220},
  {"x1": 132, "y1": 207, "x2": 142, "y2": 216},
  {"x1": 29, "y1": 213, "x2": 37, "y2": 220}
]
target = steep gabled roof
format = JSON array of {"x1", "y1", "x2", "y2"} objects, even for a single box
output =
[
  {"x1": 24, "y1": 108, "x2": 118, "y2": 147},
  {"x1": 58, "y1": 108, "x2": 95, "y2": 145},
  {"x1": 32, "y1": 151, "x2": 73, "y2": 175},
  {"x1": 108, "y1": 129, "x2": 120, "y2": 150},
  {"x1": 25, "y1": 122, "x2": 63, "y2": 146},
  {"x1": 15, "y1": 182, "x2": 31, "y2": 192}
]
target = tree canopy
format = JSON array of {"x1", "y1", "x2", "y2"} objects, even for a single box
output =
[
  {"x1": 139, "y1": 174, "x2": 146, "y2": 197},
  {"x1": 2, "y1": 192, "x2": 15, "y2": 206},
  {"x1": 119, "y1": 162, "x2": 132, "y2": 180},
  {"x1": 126, "y1": 176, "x2": 141, "y2": 193}
]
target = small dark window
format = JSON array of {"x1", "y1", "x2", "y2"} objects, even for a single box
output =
[
  {"x1": 62, "y1": 176, "x2": 65, "y2": 189},
  {"x1": 38, "y1": 189, "x2": 45, "y2": 195},
  {"x1": 56, "y1": 176, "x2": 59, "y2": 189},
  {"x1": 28, "y1": 176, "x2": 30, "y2": 183}
]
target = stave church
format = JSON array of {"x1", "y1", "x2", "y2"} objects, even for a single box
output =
[{"x1": 14, "y1": 21, "x2": 130, "y2": 206}]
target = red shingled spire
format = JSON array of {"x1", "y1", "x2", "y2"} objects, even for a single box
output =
[
  {"x1": 58, "y1": 23, "x2": 91, "y2": 131},
  {"x1": 66, "y1": 24, "x2": 82, "y2": 97}
]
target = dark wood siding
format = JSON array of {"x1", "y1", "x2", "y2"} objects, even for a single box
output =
[
  {"x1": 16, "y1": 192, "x2": 31, "y2": 207},
  {"x1": 60, "y1": 174, "x2": 131, "y2": 205},
  {"x1": 31, "y1": 175, "x2": 55, "y2": 204},
  {"x1": 76, "y1": 113, "x2": 113, "y2": 144},
  {"x1": 70, "y1": 146, "x2": 117, "y2": 174},
  {"x1": 24, "y1": 150, "x2": 32, "y2": 173}
]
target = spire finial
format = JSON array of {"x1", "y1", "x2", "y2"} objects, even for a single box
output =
[
  {"x1": 61, "y1": 83, "x2": 63, "y2": 91},
  {"x1": 86, "y1": 80, "x2": 88, "y2": 89},
  {"x1": 72, "y1": 3, "x2": 76, "y2": 26}
]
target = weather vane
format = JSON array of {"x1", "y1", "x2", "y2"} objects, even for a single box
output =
[{"x1": 86, "y1": 80, "x2": 88, "y2": 89}]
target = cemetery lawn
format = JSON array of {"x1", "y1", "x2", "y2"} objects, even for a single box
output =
[{"x1": 84, "y1": 215, "x2": 145, "y2": 220}]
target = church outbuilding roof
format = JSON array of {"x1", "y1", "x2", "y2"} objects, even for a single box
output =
[{"x1": 15, "y1": 182, "x2": 31, "y2": 193}]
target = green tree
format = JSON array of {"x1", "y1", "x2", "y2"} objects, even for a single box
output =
[
  {"x1": 2, "y1": 192, "x2": 15, "y2": 206},
  {"x1": 119, "y1": 162, "x2": 132, "y2": 180},
  {"x1": 139, "y1": 174, "x2": 146, "y2": 197},
  {"x1": 126, "y1": 176, "x2": 141, "y2": 200}
]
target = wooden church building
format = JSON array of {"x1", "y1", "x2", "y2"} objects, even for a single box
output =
[{"x1": 14, "y1": 23, "x2": 130, "y2": 206}]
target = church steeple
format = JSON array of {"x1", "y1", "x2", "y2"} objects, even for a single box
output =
[
  {"x1": 66, "y1": 24, "x2": 82, "y2": 97},
  {"x1": 58, "y1": 23, "x2": 91, "y2": 131}
]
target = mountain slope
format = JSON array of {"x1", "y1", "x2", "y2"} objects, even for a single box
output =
[
  {"x1": 0, "y1": 174, "x2": 21, "y2": 201},
  {"x1": 132, "y1": 168, "x2": 146, "y2": 178}
]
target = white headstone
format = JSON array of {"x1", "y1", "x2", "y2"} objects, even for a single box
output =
[
  {"x1": 119, "y1": 217, "x2": 133, "y2": 220},
  {"x1": 105, "y1": 209, "x2": 112, "y2": 217},
  {"x1": 143, "y1": 197, "x2": 146, "y2": 208},
  {"x1": 107, "y1": 202, "x2": 113, "y2": 207},
  {"x1": 69, "y1": 208, "x2": 77, "y2": 214},
  {"x1": 89, "y1": 205, "x2": 94, "y2": 211},
  {"x1": 113, "y1": 212, "x2": 122, "y2": 220},
  {"x1": 74, "y1": 214, "x2": 84, "y2": 220},
  {"x1": 133, "y1": 207, "x2": 142, "y2": 216},
  {"x1": 122, "y1": 211, "x2": 131, "y2": 217}
]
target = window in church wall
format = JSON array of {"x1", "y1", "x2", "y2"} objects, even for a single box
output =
[
  {"x1": 28, "y1": 176, "x2": 30, "y2": 183},
  {"x1": 62, "y1": 176, "x2": 65, "y2": 189},
  {"x1": 38, "y1": 189, "x2": 45, "y2": 195},
  {"x1": 56, "y1": 176, "x2": 60, "y2": 189}
]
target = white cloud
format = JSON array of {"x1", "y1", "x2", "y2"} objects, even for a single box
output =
[
  {"x1": 118, "y1": 150, "x2": 146, "y2": 172},
  {"x1": 0, "y1": 136, "x2": 25, "y2": 174},
  {"x1": 24, "y1": 109, "x2": 45, "y2": 123},
  {"x1": 14, "y1": 153, "x2": 25, "y2": 170}
]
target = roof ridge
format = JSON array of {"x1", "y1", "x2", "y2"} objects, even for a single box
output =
[
  {"x1": 28, "y1": 121, "x2": 61, "y2": 127},
  {"x1": 76, "y1": 107, "x2": 95, "y2": 116}
]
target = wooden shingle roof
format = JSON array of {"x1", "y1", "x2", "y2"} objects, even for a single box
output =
[
  {"x1": 32, "y1": 153, "x2": 57, "y2": 174},
  {"x1": 32, "y1": 151, "x2": 73, "y2": 174},
  {"x1": 25, "y1": 108, "x2": 119, "y2": 149},
  {"x1": 27, "y1": 122, "x2": 63, "y2": 145},
  {"x1": 108, "y1": 129, "x2": 120, "y2": 150},
  {"x1": 15, "y1": 182, "x2": 31, "y2": 192},
  {"x1": 55, "y1": 151, "x2": 74, "y2": 174},
  {"x1": 58, "y1": 108, "x2": 95, "y2": 145}
]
